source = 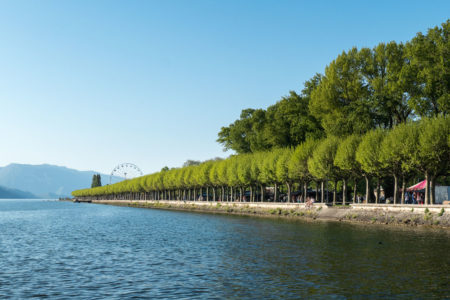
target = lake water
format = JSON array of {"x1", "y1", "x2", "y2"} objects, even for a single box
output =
[{"x1": 0, "y1": 199, "x2": 449, "y2": 299}]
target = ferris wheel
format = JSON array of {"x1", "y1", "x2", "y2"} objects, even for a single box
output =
[{"x1": 110, "y1": 163, "x2": 143, "y2": 184}]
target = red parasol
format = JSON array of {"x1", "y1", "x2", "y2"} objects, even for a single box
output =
[{"x1": 407, "y1": 180, "x2": 427, "y2": 191}]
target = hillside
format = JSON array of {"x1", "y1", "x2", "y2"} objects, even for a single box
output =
[
  {"x1": 0, "y1": 185, "x2": 37, "y2": 199},
  {"x1": 0, "y1": 164, "x2": 120, "y2": 198}
]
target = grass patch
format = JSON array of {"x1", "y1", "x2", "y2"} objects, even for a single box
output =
[
  {"x1": 438, "y1": 208, "x2": 445, "y2": 216},
  {"x1": 423, "y1": 213, "x2": 432, "y2": 221}
]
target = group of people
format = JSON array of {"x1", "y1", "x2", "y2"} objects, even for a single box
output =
[
  {"x1": 404, "y1": 191, "x2": 424, "y2": 204},
  {"x1": 295, "y1": 195, "x2": 315, "y2": 207}
]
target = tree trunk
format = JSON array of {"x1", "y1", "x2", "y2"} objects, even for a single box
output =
[
  {"x1": 425, "y1": 172, "x2": 430, "y2": 205},
  {"x1": 260, "y1": 185, "x2": 265, "y2": 202},
  {"x1": 333, "y1": 180, "x2": 337, "y2": 205},
  {"x1": 230, "y1": 187, "x2": 233, "y2": 202},
  {"x1": 430, "y1": 176, "x2": 435, "y2": 205},
  {"x1": 393, "y1": 175, "x2": 398, "y2": 204},
  {"x1": 221, "y1": 186, "x2": 225, "y2": 202},
  {"x1": 342, "y1": 178, "x2": 347, "y2": 206},
  {"x1": 315, "y1": 181, "x2": 319, "y2": 202},
  {"x1": 239, "y1": 187, "x2": 243, "y2": 202},
  {"x1": 250, "y1": 186, "x2": 253, "y2": 202},
  {"x1": 321, "y1": 181, "x2": 324, "y2": 203},
  {"x1": 353, "y1": 180, "x2": 357, "y2": 204},
  {"x1": 401, "y1": 175, "x2": 405, "y2": 204},
  {"x1": 304, "y1": 181, "x2": 309, "y2": 202},
  {"x1": 274, "y1": 183, "x2": 278, "y2": 202},
  {"x1": 365, "y1": 175, "x2": 370, "y2": 204},
  {"x1": 375, "y1": 178, "x2": 380, "y2": 204},
  {"x1": 286, "y1": 182, "x2": 291, "y2": 203}
]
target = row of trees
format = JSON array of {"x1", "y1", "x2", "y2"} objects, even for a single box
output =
[
  {"x1": 218, "y1": 20, "x2": 449, "y2": 153},
  {"x1": 73, "y1": 116, "x2": 449, "y2": 205}
]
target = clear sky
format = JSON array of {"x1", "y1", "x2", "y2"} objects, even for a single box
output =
[{"x1": 0, "y1": 0, "x2": 448, "y2": 175}]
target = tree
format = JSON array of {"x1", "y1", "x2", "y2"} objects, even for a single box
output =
[
  {"x1": 404, "y1": 20, "x2": 449, "y2": 117},
  {"x1": 308, "y1": 137, "x2": 341, "y2": 204},
  {"x1": 91, "y1": 174, "x2": 102, "y2": 188},
  {"x1": 236, "y1": 154, "x2": 252, "y2": 201},
  {"x1": 265, "y1": 91, "x2": 323, "y2": 148},
  {"x1": 309, "y1": 47, "x2": 374, "y2": 136},
  {"x1": 356, "y1": 129, "x2": 387, "y2": 203},
  {"x1": 275, "y1": 148, "x2": 293, "y2": 202},
  {"x1": 334, "y1": 134, "x2": 362, "y2": 204},
  {"x1": 380, "y1": 122, "x2": 419, "y2": 204},
  {"x1": 261, "y1": 149, "x2": 283, "y2": 201},
  {"x1": 226, "y1": 156, "x2": 240, "y2": 201},
  {"x1": 361, "y1": 42, "x2": 412, "y2": 127},
  {"x1": 412, "y1": 116, "x2": 450, "y2": 204},
  {"x1": 217, "y1": 109, "x2": 269, "y2": 153},
  {"x1": 288, "y1": 139, "x2": 319, "y2": 202}
]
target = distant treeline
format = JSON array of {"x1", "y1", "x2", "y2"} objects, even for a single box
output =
[{"x1": 73, "y1": 21, "x2": 449, "y2": 204}]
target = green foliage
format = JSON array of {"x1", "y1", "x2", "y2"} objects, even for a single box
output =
[
  {"x1": 91, "y1": 174, "x2": 102, "y2": 188},
  {"x1": 356, "y1": 129, "x2": 387, "y2": 177},
  {"x1": 217, "y1": 109, "x2": 269, "y2": 153},
  {"x1": 380, "y1": 122, "x2": 419, "y2": 176},
  {"x1": 404, "y1": 20, "x2": 449, "y2": 117},
  {"x1": 310, "y1": 47, "x2": 374, "y2": 136},
  {"x1": 275, "y1": 148, "x2": 293, "y2": 184},
  {"x1": 413, "y1": 116, "x2": 450, "y2": 177},
  {"x1": 73, "y1": 21, "x2": 450, "y2": 203},
  {"x1": 288, "y1": 138, "x2": 319, "y2": 182},
  {"x1": 219, "y1": 21, "x2": 447, "y2": 146},
  {"x1": 236, "y1": 154, "x2": 252, "y2": 187},
  {"x1": 308, "y1": 137, "x2": 340, "y2": 180},
  {"x1": 334, "y1": 134, "x2": 362, "y2": 179}
]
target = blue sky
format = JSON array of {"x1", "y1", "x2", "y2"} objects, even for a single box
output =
[{"x1": 0, "y1": 0, "x2": 448, "y2": 174}]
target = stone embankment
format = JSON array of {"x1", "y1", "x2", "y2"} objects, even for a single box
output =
[{"x1": 74, "y1": 199, "x2": 450, "y2": 228}]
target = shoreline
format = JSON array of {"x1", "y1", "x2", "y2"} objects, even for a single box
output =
[{"x1": 77, "y1": 199, "x2": 450, "y2": 229}]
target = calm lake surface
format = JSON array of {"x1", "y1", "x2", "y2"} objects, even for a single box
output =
[{"x1": 0, "y1": 199, "x2": 449, "y2": 299}]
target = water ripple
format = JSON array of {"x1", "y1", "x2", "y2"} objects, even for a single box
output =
[{"x1": 0, "y1": 199, "x2": 449, "y2": 299}]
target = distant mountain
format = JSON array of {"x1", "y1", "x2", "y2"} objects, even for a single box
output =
[
  {"x1": 0, "y1": 164, "x2": 122, "y2": 199},
  {"x1": 0, "y1": 185, "x2": 37, "y2": 199}
]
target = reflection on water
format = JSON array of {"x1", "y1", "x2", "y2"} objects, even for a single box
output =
[{"x1": 0, "y1": 199, "x2": 448, "y2": 299}]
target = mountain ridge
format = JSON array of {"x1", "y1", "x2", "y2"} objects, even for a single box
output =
[
  {"x1": 0, "y1": 185, "x2": 37, "y2": 199},
  {"x1": 0, "y1": 163, "x2": 121, "y2": 198}
]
